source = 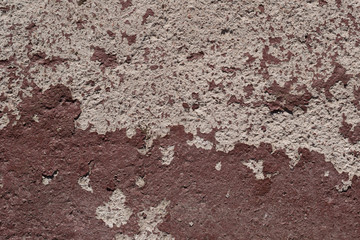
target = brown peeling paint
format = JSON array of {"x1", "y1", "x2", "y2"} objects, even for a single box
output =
[
  {"x1": 142, "y1": 9, "x2": 154, "y2": 25},
  {"x1": 227, "y1": 95, "x2": 244, "y2": 105},
  {"x1": 208, "y1": 80, "x2": 225, "y2": 92},
  {"x1": 2, "y1": 1, "x2": 360, "y2": 239},
  {"x1": 262, "y1": 45, "x2": 281, "y2": 65},
  {"x1": 90, "y1": 46, "x2": 117, "y2": 71},
  {"x1": 318, "y1": 0, "x2": 328, "y2": 6},
  {"x1": 186, "y1": 51, "x2": 204, "y2": 61},
  {"x1": 221, "y1": 66, "x2": 241, "y2": 73},
  {"x1": 312, "y1": 63, "x2": 352, "y2": 99},
  {"x1": 25, "y1": 22, "x2": 36, "y2": 31},
  {"x1": 265, "y1": 81, "x2": 313, "y2": 113},
  {"x1": 0, "y1": 93, "x2": 7, "y2": 102},
  {"x1": 77, "y1": 0, "x2": 87, "y2": 6},
  {"x1": 339, "y1": 114, "x2": 360, "y2": 144},
  {"x1": 0, "y1": 85, "x2": 144, "y2": 238},
  {"x1": 29, "y1": 52, "x2": 67, "y2": 70},
  {"x1": 120, "y1": 0, "x2": 132, "y2": 10},
  {"x1": 352, "y1": 85, "x2": 360, "y2": 110},
  {"x1": 106, "y1": 30, "x2": 116, "y2": 38},
  {"x1": 191, "y1": 103, "x2": 199, "y2": 110},
  {"x1": 0, "y1": 6, "x2": 10, "y2": 13},
  {"x1": 0, "y1": 57, "x2": 14, "y2": 68},
  {"x1": 244, "y1": 52, "x2": 256, "y2": 65},
  {"x1": 258, "y1": 4, "x2": 265, "y2": 13},
  {"x1": 121, "y1": 32, "x2": 136, "y2": 46},
  {"x1": 269, "y1": 37, "x2": 282, "y2": 45},
  {"x1": 336, "y1": 0, "x2": 342, "y2": 8},
  {"x1": 1, "y1": 84, "x2": 360, "y2": 239},
  {"x1": 139, "y1": 140, "x2": 359, "y2": 239},
  {"x1": 243, "y1": 84, "x2": 254, "y2": 98}
]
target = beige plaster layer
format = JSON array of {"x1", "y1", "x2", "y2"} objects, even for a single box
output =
[
  {"x1": 1, "y1": 0, "x2": 360, "y2": 179},
  {"x1": 115, "y1": 200, "x2": 174, "y2": 240},
  {"x1": 95, "y1": 189, "x2": 133, "y2": 228}
]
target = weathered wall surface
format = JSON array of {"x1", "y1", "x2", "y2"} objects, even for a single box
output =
[{"x1": 1, "y1": 0, "x2": 360, "y2": 239}]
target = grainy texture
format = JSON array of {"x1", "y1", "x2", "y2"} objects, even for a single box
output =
[{"x1": 1, "y1": 0, "x2": 360, "y2": 239}]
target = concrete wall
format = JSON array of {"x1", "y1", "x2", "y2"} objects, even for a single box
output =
[{"x1": 1, "y1": 0, "x2": 360, "y2": 239}]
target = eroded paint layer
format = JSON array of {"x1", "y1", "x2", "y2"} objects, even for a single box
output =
[
  {"x1": 0, "y1": 85, "x2": 359, "y2": 239},
  {"x1": 2, "y1": 0, "x2": 360, "y2": 239},
  {"x1": 2, "y1": 0, "x2": 360, "y2": 177}
]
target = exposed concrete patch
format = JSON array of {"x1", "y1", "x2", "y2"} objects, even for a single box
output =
[
  {"x1": 126, "y1": 128, "x2": 137, "y2": 138},
  {"x1": 41, "y1": 170, "x2": 58, "y2": 185},
  {"x1": 187, "y1": 136, "x2": 213, "y2": 150},
  {"x1": 216, "y1": 78, "x2": 360, "y2": 178},
  {"x1": 215, "y1": 161, "x2": 222, "y2": 171},
  {"x1": 0, "y1": 113, "x2": 9, "y2": 130},
  {"x1": 336, "y1": 175, "x2": 354, "y2": 192},
  {"x1": 135, "y1": 176, "x2": 145, "y2": 188},
  {"x1": 160, "y1": 146, "x2": 174, "y2": 165},
  {"x1": 32, "y1": 114, "x2": 39, "y2": 122},
  {"x1": 115, "y1": 200, "x2": 173, "y2": 240},
  {"x1": 243, "y1": 160, "x2": 265, "y2": 180},
  {"x1": 41, "y1": 177, "x2": 51, "y2": 185},
  {"x1": 136, "y1": 200, "x2": 173, "y2": 239},
  {"x1": 96, "y1": 189, "x2": 133, "y2": 228},
  {"x1": 78, "y1": 174, "x2": 93, "y2": 193}
]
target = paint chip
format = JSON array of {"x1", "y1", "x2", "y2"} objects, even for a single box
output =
[
  {"x1": 160, "y1": 146, "x2": 175, "y2": 165},
  {"x1": 95, "y1": 189, "x2": 133, "y2": 228}
]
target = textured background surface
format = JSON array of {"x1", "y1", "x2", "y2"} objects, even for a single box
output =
[{"x1": 1, "y1": 0, "x2": 360, "y2": 239}]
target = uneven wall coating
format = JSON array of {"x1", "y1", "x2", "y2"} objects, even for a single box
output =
[{"x1": 1, "y1": 0, "x2": 360, "y2": 239}]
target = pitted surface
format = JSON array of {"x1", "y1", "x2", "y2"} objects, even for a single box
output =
[{"x1": 1, "y1": 0, "x2": 360, "y2": 239}]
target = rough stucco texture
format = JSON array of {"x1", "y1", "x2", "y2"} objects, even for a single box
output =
[{"x1": 1, "y1": 0, "x2": 360, "y2": 239}]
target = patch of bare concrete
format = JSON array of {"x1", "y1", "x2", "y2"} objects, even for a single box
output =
[
  {"x1": 1, "y1": 0, "x2": 360, "y2": 180},
  {"x1": 115, "y1": 200, "x2": 173, "y2": 240},
  {"x1": 96, "y1": 189, "x2": 133, "y2": 228},
  {"x1": 78, "y1": 174, "x2": 93, "y2": 193},
  {"x1": 160, "y1": 146, "x2": 174, "y2": 165}
]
